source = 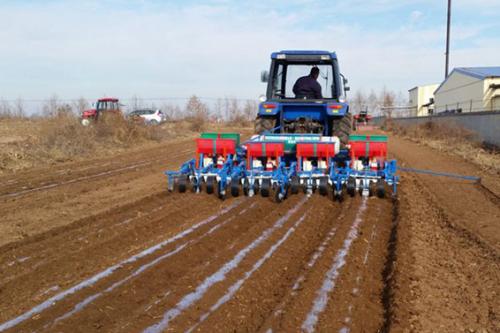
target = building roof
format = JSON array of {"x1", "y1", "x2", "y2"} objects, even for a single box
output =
[
  {"x1": 454, "y1": 67, "x2": 500, "y2": 79},
  {"x1": 435, "y1": 66, "x2": 500, "y2": 94},
  {"x1": 408, "y1": 83, "x2": 439, "y2": 92}
]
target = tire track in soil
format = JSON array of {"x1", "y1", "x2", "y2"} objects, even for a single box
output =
[{"x1": 0, "y1": 195, "x2": 248, "y2": 330}]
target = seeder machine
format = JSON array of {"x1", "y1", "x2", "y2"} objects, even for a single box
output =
[{"x1": 165, "y1": 132, "x2": 398, "y2": 202}]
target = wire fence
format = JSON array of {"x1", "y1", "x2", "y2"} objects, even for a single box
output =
[{"x1": 0, "y1": 96, "x2": 260, "y2": 121}]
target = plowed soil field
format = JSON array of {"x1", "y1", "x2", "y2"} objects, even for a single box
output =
[{"x1": 0, "y1": 133, "x2": 498, "y2": 333}]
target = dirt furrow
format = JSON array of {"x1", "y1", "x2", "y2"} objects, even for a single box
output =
[
  {"x1": 387, "y1": 173, "x2": 499, "y2": 333},
  {"x1": 0, "y1": 148, "x2": 194, "y2": 247},
  {"x1": 0, "y1": 196, "x2": 249, "y2": 331},
  {"x1": 0, "y1": 192, "x2": 213, "y2": 286},
  {"x1": 0, "y1": 195, "x2": 292, "y2": 332},
  {"x1": 30, "y1": 196, "x2": 302, "y2": 333},
  {"x1": 0, "y1": 140, "x2": 193, "y2": 197}
]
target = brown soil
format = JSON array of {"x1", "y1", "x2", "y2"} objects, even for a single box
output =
[{"x1": 0, "y1": 132, "x2": 498, "y2": 333}]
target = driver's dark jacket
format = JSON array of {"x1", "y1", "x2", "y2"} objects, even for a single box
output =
[{"x1": 292, "y1": 75, "x2": 322, "y2": 99}]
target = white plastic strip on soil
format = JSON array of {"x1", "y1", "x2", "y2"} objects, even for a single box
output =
[
  {"x1": 1, "y1": 202, "x2": 172, "y2": 286},
  {"x1": 263, "y1": 208, "x2": 349, "y2": 331},
  {"x1": 50, "y1": 213, "x2": 240, "y2": 326},
  {"x1": 142, "y1": 196, "x2": 309, "y2": 333},
  {"x1": 0, "y1": 199, "x2": 243, "y2": 332},
  {"x1": 291, "y1": 226, "x2": 338, "y2": 294},
  {"x1": 301, "y1": 197, "x2": 368, "y2": 333},
  {"x1": 338, "y1": 224, "x2": 377, "y2": 333},
  {"x1": 186, "y1": 212, "x2": 309, "y2": 333}
]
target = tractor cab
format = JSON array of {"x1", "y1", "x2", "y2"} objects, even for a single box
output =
[
  {"x1": 81, "y1": 98, "x2": 122, "y2": 126},
  {"x1": 257, "y1": 50, "x2": 352, "y2": 144}
]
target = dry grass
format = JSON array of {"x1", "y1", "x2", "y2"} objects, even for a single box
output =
[
  {"x1": 0, "y1": 114, "x2": 252, "y2": 175},
  {"x1": 385, "y1": 120, "x2": 500, "y2": 173},
  {"x1": 0, "y1": 112, "x2": 169, "y2": 174}
]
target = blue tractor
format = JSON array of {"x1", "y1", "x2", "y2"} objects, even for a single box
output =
[{"x1": 256, "y1": 50, "x2": 352, "y2": 145}]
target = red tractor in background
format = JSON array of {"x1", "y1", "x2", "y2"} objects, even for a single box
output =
[
  {"x1": 353, "y1": 108, "x2": 372, "y2": 131},
  {"x1": 81, "y1": 98, "x2": 122, "y2": 126}
]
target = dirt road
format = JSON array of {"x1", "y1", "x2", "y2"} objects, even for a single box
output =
[{"x1": 0, "y1": 133, "x2": 498, "y2": 332}]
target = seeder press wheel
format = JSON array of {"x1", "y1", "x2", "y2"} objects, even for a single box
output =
[
  {"x1": 290, "y1": 176, "x2": 299, "y2": 195},
  {"x1": 178, "y1": 176, "x2": 187, "y2": 193},
  {"x1": 376, "y1": 179, "x2": 386, "y2": 198},
  {"x1": 205, "y1": 176, "x2": 215, "y2": 194},
  {"x1": 347, "y1": 178, "x2": 356, "y2": 197},
  {"x1": 318, "y1": 178, "x2": 328, "y2": 196},
  {"x1": 261, "y1": 179, "x2": 271, "y2": 197},
  {"x1": 231, "y1": 178, "x2": 240, "y2": 197}
]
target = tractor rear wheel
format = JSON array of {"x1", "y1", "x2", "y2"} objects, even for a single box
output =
[
  {"x1": 332, "y1": 113, "x2": 352, "y2": 147},
  {"x1": 255, "y1": 117, "x2": 275, "y2": 134}
]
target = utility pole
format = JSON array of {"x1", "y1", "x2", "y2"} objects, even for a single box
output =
[{"x1": 445, "y1": 0, "x2": 452, "y2": 78}]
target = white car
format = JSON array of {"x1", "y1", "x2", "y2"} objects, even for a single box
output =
[{"x1": 128, "y1": 109, "x2": 166, "y2": 125}]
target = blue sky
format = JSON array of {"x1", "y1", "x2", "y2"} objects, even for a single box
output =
[{"x1": 0, "y1": 0, "x2": 499, "y2": 106}]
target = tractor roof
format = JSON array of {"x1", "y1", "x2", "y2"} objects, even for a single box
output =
[
  {"x1": 98, "y1": 97, "x2": 119, "y2": 102},
  {"x1": 271, "y1": 50, "x2": 337, "y2": 59}
]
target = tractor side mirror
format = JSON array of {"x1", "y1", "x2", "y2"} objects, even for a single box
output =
[
  {"x1": 345, "y1": 86, "x2": 351, "y2": 92},
  {"x1": 261, "y1": 70, "x2": 269, "y2": 83}
]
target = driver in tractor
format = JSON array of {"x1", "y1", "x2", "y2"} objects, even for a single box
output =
[{"x1": 292, "y1": 67, "x2": 323, "y2": 99}]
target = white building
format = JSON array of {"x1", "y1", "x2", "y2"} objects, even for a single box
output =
[
  {"x1": 434, "y1": 67, "x2": 500, "y2": 113},
  {"x1": 408, "y1": 84, "x2": 439, "y2": 116}
]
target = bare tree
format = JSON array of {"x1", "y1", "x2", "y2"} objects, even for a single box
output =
[
  {"x1": 72, "y1": 97, "x2": 89, "y2": 116},
  {"x1": 129, "y1": 95, "x2": 145, "y2": 112},
  {"x1": 351, "y1": 90, "x2": 367, "y2": 114},
  {"x1": 14, "y1": 98, "x2": 26, "y2": 117},
  {"x1": 185, "y1": 95, "x2": 210, "y2": 131},
  {"x1": 380, "y1": 87, "x2": 396, "y2": 118},
  {"x1": 367, "y1": 90, "x2": 378, "y2": 116},
  {"x1": 243, "y1": 100, "x2": 257, "y2": 122},
  {"x1": 160, "y1": 103, "x2": 182, "y2": 120},
  {"x1": 0, "y1": 99, "x2": 12, "y2": 117},
  {"x1": 42, "y1": 95, "x2": 61, "y2": 117},
  {"x1": 213, "y1": 98, "x2": 224, "y2": 123}
]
